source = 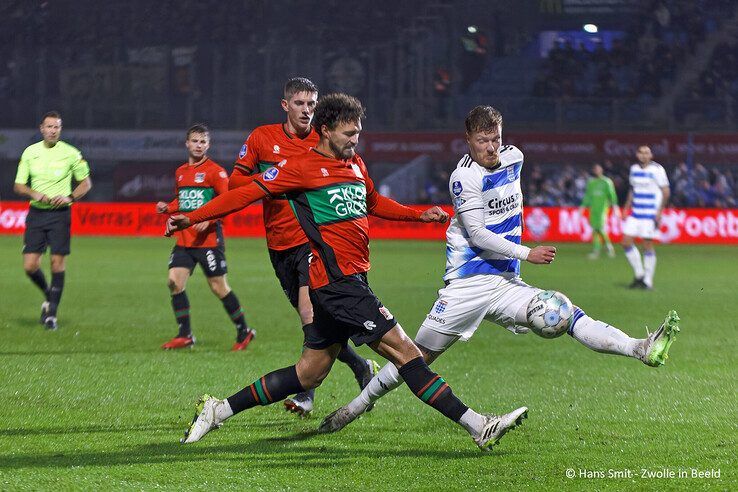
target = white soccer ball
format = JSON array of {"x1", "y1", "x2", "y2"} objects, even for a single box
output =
[{"x1": 526, "y1": 290, "x2": 573, "y2": 339}]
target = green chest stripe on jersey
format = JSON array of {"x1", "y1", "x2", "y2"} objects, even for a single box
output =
[
  {"x1": 305, "y1": 182, "x2": 367, "y2": 225},
  {"x1": 257, "y1": 161, "x2": 279, "y2": 173},
  {"x1": 178, "y1": 187, "x2": 215, "y2": 211}
]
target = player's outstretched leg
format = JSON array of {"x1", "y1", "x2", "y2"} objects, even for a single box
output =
[
  {"x1": 568, "y1": 306, "x2": 680, "y2": 366},
  {"x1": 182, "y1": 366, "x2": 307, "y2": 443},
  {"x1": 370, "y1": 326, "x2": 526, "y2": 451}
]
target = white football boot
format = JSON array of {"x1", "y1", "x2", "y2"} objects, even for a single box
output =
[
  {"x1": 181, "y1": 395, "x2": 224, "y2": 444},
  {"x1": 474, "y1": 406, "x2": 528, "y2": 451}
]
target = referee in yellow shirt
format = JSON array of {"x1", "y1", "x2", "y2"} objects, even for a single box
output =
[{"x1": 13, "y1": 111, "x2": 92, "y2": 330}]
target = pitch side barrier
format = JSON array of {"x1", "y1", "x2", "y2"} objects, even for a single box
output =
[{"x1": 1, "y1": 202, "x2": 737, "y2": 244}]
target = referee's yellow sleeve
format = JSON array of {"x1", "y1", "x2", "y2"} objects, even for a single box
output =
[
  {"x1": 72, "y1": 156, "x2": 90, "y2": 181},
  {"x1": 14, "y1": 154, "x2": 30, "y2": 184}
]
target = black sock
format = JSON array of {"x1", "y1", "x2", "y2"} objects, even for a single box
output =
[
  {"x1": 337, "y1": 345, "x2": 368, "y2": 379},
  {"x1": 171, "y1": 291, "x2": 191, "y2": 337},
  {"x1": 47, "y1": 271, "x2": 65, "y2": 317},
  {"x1": 220, "y1": 291, "x2": 248, "y2": 332},
  {"x1": 26, "y1": 269, "x2": 49, "y2": 299},
  {"x1": 226, "y1": 365, "x2": 305, "y2": 415},
  {"x1": 398, "y1": 356, "x2": 468, "y2": 423}
]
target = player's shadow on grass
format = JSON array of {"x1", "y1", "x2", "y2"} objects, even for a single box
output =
[{"x1": 0, "y1": 438, "x2": 488, "y2": 471}]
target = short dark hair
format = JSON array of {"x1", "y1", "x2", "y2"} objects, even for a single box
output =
[
  {"x1": 186, "y1": 123, "x2": 210, "y2": 139},
  {"x1": 41, "y1": 111, "x2": 62, "y2": 124},
  {"x1": 465, "y1": 105, "x2": 503, "y2": 134},
  {"x1": 312, "y1": 93, "x2": 366, "y2": 132},
  {"x1": 284, "y1": 77, "x2": 318, "y2": 100}
]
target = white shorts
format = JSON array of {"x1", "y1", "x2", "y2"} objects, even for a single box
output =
[
  {"x1": 622, "y1": 215, "x2": 657, "y2": 239},
  {"x1": 416, "y1": 274, "x2": 541, "y2": 352}
]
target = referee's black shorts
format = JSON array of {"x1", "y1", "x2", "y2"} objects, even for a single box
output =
[{"x1": 23, "y1": 206, "x2": 72, "y2": 255}]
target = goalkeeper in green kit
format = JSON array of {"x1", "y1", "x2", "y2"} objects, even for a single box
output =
[{"x1": 579, "y1": 164, "x2": 620, "y2": 259}]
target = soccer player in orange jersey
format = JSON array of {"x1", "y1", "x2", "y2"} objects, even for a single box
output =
[
  {"x1": 170, "y1": 95, "x2": 527, "y2": 451},
  {"x1": 230, "y1": 78, "x2": 378, "y2": 416},
  {"x1": 156, "y1": 124, "x2": 255, "y2": 351}
]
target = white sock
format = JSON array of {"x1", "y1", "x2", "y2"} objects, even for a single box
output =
[
  {"x1": 643, "y1": 251, "x2": 656, "y2": 287},
  {"x1": 624, "y1": 246, "x2": 644, "y2": 279},
  {"x1": 346, "y1": 362, "x2": 405, "y2": 415},
  {"x1": 569, "y1": 309, "x2": 642, "y2": 358},
  {"x1": 458, "y1": 408, "x2": 487, "y2": 436},
  {"x1": 215, "y1": 399, "x2": 234, "y2": 423}
]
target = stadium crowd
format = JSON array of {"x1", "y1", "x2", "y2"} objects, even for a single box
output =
[
  {"x1": 418, "y1": 160, "x2": 736, "y2": 208},
  {"x1": 532, "y1": 0, "x2": 729, "y2": 100}
]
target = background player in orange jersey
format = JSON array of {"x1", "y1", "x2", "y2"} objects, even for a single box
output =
[
  {"x1": 156, "y1": 124, "x2": 255, "y2": 351},
  {"x1": 229, "y1": 78, "x2": 379, "y2": 416},
  {"x1": 170, "y1": 95, "x2": 527, "y2": 451}
]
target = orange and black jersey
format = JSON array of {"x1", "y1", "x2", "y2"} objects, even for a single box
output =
[
  {"x1": 166, "y1": 159, "x2": 228, "y2": 248},
  {"x1": 231, "y1": 124, "x2": 319, "y2": 250},
  {"x1": 187, "y1": 150, "x2": 423, "y2": 288}
]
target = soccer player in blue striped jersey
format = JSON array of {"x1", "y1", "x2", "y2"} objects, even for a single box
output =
[
  {"x1": 320, "y1": 106, "x2": 680, "y2": 435},
  {"x1": 622, "y1": 145, "x2": 670, "y2": 289}
]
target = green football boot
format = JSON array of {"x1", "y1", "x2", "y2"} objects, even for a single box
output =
[{"x1": 643, "y1": 310, "x2": 680, "y2": 367}]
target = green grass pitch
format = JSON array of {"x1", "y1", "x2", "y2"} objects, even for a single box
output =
[{"x1": 0, "y1": 235, "x2": 735, "y2": 490}]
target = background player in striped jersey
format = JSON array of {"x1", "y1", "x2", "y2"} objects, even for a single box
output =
[
  {"x1": 579, "y1": 164, "x2": 620, "y2": 259},
  {"x1": 156, "y1": 124, "x2": 254, "y2": 350},
  {"x1": 168, "y1": 94, "x2": 527, "y2": 451},
  {"x1": 621, "y1": 145, "x2": 670, "y2": 289},
  {"x1": 319, "y1": 106, "x2": 680, "y2": 433},
  {"x1": 229, "y1": 78, "x2": 378, "y2": 416}
]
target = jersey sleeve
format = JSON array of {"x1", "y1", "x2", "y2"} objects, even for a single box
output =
[
  {"x1": 655, "y1": 166, "x2": 669, "y2": 188},
  {"x1": 14, "y1": 150, "x2": 30, "y2": 184},
  {"x1": 211, "y1": 166, "x2": 229, "y2": 196},
  {"x1": 449, "y1": 167, "x2": 483, "y2": 214},
  {"x1": 71, "y1": 149, "x2": 90, "y2": 181},
  {"x1": 607, "y1": 178, "x2": 618, "y2": 206},
  {"x1": 365, "y1": 165, "x2": 422, "y2": 221},
  {"x1": 252, "y1": 158, "x2": 305, "y2": 197},
  {"x1": 233, "y1": 131, "x2": 260, "y2": 175}
]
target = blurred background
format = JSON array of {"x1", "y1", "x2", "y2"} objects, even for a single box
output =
[{"x1": 0, "y1": 0, "x2": 736, "y2": 211}]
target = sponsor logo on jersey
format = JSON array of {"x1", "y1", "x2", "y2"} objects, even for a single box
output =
[
  {"x1": 277, "y1": 159, "x2": 287, "y2": 167},
  {"x1": 321, "y1": 167, "x2": 329, "y2": 177},
  {"x1": 488, "y1": 192, "x2": 522, "y2": 215},
  {"x1": 239, "y1": 143, "x2": 247, "y2": 159},
  {"x1": 363, "y1": 320, "x2": 376, "y2": 331},
  {"x1": 434, "y1": 300, "x2": 447, "y2": 314},
  {"x1": 379, "y1": 306, "x2": 393, "y2": 320},
  {"x1": 426, "y1": 314, "x2": 446, "y2": 324},
  {"x1": 194, "y1": 172, "x2": 206, "y2": 183},
  {"x1": 263, "y1": 167, "x2": 279, "y2": 181},
  {"x1": 326, "y1": 185, "x2": 367, "y2": 218},
  {"x1": 273, "y1": 144, "x2": 280, "y2": 154},
  {"x1": 177, "y1": 187, "x2": 215, "y2": 211},
  {"x1": 452, "y1": 181, "x2": 463, "y2": 196}
]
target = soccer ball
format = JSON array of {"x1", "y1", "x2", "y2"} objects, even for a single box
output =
[{"x1": 526, "y1": 290, "x2": 573, "y2": 339}]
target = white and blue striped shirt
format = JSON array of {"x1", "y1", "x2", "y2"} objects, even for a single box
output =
[
  {"x1": 444, "y1": 146, "x2": 524, "y2": 281},
  {"x1": 628, "y1": 162, "x2": 669, "y2": 219}
]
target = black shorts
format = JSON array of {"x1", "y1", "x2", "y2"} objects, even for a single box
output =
[
  {"x1": 23, "y1": 206, "x2": 72, "y2": 255},
  {"x1": 269, "y1": 243, "x2": 312, "y2": 308},
  {"x1": 169, "y1": 245, "x2": 227, "y2": 277},
  {"x1": 306, "y1": 273, "x2": 397, "y2": 349}
]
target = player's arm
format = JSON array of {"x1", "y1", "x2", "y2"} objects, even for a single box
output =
[
  {"x1": 365, "y1": 165, "x2": 448, "y2": 223},
  {"x1": 623, "y1": 188, "x2": 633, "y2": 215},
  {"x1": 49, "y1": 155, "x2": 92, "y2": 207},
  {"x1": 654, "y1": 168, "x2": 670, "y2": 223},
  {"x1": 13, "y1": 153, "x2": 50, "y2": 204}
]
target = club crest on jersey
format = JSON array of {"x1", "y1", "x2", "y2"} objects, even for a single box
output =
[
  {"x1": 194, "y1": 172, "x2": 206, "y2": 183},
  {"x1": 263, "y1": 167, "x2": 279, "y2": 181},
  {"x1": 434, "y1": 300, "x2": 448, "y2": 314},
  {"x1": 507, "y1": 167, "x2": 515, "y2": 182},
  {"x1": 273, "y1": 144, "x2": 280, "y2": 154},
  {"x1": 452, "y1": 181, "x2": 463, "y2": 196},
  {"x1": 239, "y1": 143, "x2": 247, "y2": 159}
]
